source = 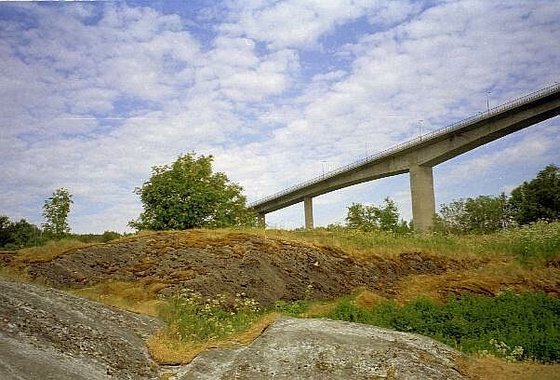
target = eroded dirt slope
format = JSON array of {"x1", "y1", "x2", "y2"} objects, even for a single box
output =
[{"x1": 22, "y1": 230, "x2": 477, "y2": 306}]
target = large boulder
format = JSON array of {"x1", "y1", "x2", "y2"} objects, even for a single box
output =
[
  {"x1": 0, "y1": 278, "x2": 163, "y2": 379},
  {"x1": 176, "y1": 317, "x2": 467, "y2": 379}
]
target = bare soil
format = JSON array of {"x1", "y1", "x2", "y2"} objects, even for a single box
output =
[{"x1": 21, "y1": 230, "x2": 479, "y2": 306}]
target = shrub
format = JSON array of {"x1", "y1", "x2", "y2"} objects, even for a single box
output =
[
  {"x1": 326, "y1": 292, "x2": 560, "y2": 363},
  {"x1": 160, "y1": 290, "x2": 262, "y2": 342}
]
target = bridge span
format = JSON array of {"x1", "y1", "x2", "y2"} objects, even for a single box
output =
[{"x1": 250, "y1": 83, "x2": 560, "y2": 231}]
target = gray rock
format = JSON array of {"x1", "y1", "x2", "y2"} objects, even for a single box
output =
[
  {"x1": 0, "y1": 278, "x2": 163, "y2": 379},
  {"x1": 176, "y1": 317, "x2": 466, "y2": 380}
]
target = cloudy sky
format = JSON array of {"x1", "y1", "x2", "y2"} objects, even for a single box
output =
[{"x1": 1, "y1": 0, "x2": 559, "y2": 233}]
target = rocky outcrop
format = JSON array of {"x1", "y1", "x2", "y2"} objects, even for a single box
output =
[
  {"x1": 0, "y1": 278, "x2": 163, "y2": 379},
  {"x1": 176, "y1": 317, "x2": 467, "y2": 380}
]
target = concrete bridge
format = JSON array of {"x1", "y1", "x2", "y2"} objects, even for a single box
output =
[{"x1": 250, "y1": 83, "x2": 560, "y2": 231}]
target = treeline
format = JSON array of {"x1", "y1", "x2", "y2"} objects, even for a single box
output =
[
  {"x1": 341, "y1": 164, "x2": 559, "y2": 234},
  {"x1": 1, "y1": 187, "x2": 121, "y2": 250},
  {"x1": 435, "y1": 164, "x2": 559, "y2": 234},
  {"x1": 0, "y1": 216, "x2": 122, "y2": 250}
]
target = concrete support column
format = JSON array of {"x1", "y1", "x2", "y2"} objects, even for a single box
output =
[
  {"x1": 304, "y1": 197, "x2": 314, "y2": 229},
  {"x1": 409, "y1": 165, "x2": 436, "y2": 232},
  {"x1": 257, "y1": 213, "x2": 266, "y2": 228}
]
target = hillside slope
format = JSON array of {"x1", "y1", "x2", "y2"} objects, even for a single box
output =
[{"x1": 16, "y1": 230, "x2": 483, "y2": 306}]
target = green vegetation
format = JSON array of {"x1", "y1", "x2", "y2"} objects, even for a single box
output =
[
  {"x1": 256, "y1": 220, "x2": 560, "y2": 264},
  {"x1": 130, "y1": 153, "x2": 255, "y2": 231},
  {"x1": 0, "y1": 216, "x2": 122, "y2": 250},
  {"x1": 435, "y1": 194, "x2": 513, "y2": 234},
  {"x1": 485, "y1": 220, "x2": 560, "y2": 264},
  {"x1": 0, "y1": 215, "x2": 42, "y2": 249},
  {"x1": 160, "y1": 290, "x2": 263, "y2": 342},
  {"x1": 42, "y1": 187, "x2": 73, "y2": 239},
  {"x1": 510, "y1": 164, "x2": 560, "y2": 225},
  {"x1": 158, "y1": 288, "x2": 560, "y2": 363},
  {"x1": 326, "y1": 292, "x2": 560, "y2": 363},
  {"x1": 345, "y1": 197, "x2": 410, "y2": 233},
  {"x1": 435, "y1": 164, "x2": 559, "y2": 234}
]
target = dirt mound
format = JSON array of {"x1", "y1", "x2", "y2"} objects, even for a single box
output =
[
  {"x1": 23, "y1": 231, "x2": 474, "y2": 306},
  {"x1": 0, "y1": 250, "x2": 16, "y2": 266},
  {"x1": 0, "y1": 277, "x2": 163, "y2": 379}
]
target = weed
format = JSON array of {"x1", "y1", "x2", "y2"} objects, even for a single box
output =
[
  {"x1": 160, "y1": 290, "x2": 262, "y2": 342},
  {"x1": 326, "y1": 292, "x2": 560, "y2": 363}
]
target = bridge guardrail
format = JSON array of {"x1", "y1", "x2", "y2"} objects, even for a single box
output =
[{"x1": 250, "y1": 82, "x2": 560, "y2": 208}]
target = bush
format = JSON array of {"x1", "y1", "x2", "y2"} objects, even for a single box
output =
[
  {"x1": 487, "y1": 221, "x2": 560, "y2": 264},
  {"x1": 327, "y1": 292, "x2": 560, "y2": 363},
  {"x1": 160, "y1": 290, "x2": 262, "y2": 342}
]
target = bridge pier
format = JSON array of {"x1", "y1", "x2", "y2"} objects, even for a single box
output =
[
  {"x1": 409, "y1": 165, "x2": 436, "y2": 232},
  {"x1": 304, "y1": 196, "x2": 314, "y2": 229},
  {"x1": 257, "y1": 213, "x2": 266, "y2": 228}
]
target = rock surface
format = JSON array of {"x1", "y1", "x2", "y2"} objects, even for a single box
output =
[
  {"x1": 0, "y1": 278, "x2": 163, "y2": 379},
  {"x1": 176, "y1": 317, "x2": 467, "y2": 380},
  {"x1": 24, "y1": 231, "x2": 475, "y2": 306}
]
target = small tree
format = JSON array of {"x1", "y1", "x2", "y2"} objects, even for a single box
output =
[
  {"x1": 42, "y1": 188, "x2": 73, "y2": 239},
  {"x1": 509, "y1": 164, "x2": 560, "y2": 225},
  {"x1": 345, "y1": 198, "x2": 407, "y2": 232},
  {"x1": 436, "y1": 194, "x2": 513, "y2": 234},
  {"x1": 130, "y1": 153, "x2": 255, "y2": 230},
  {"x1": 345, "y1": 203, "x2": 379, "y2": 232}
]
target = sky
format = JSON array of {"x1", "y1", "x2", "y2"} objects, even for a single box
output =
[{"x1": 0, "y1": 0, "x2": 559, "y2": 233}]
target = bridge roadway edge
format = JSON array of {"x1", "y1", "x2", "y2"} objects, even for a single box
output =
[{"x1": 252, "y1": 85, "x2": 560, "y2": 231}]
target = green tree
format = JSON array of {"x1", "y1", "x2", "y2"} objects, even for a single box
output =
[
  {"x1": 436, "y1": 194, "x2": 513, "y2": 234},
  {"x1": 130, "y1": 153, "x2": 255, "y2": 230},
  {"x1": 1, "y1": 215, "x2": 42, "y2": 249},
  {"x1": 345, "y1": 203, "x2": 379, "y2": 232},
  {"x1": 42, "y1": 188, "x2": 73, "y2": 238},
  {"x1": 345, "y1": 198, "x2": 408, "y2": 232},
  {"x1": 509, "y1": 164, "x2": 560, "y2": 225}
]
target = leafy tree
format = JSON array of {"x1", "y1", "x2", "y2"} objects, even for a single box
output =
[
  {"x1": 0, "y1": 215, "x2": 42, "y2": 249},
  {"x1": 509, "y1": 164, "x2": 560, "y2": 225},
  {"x1": 346, "y1": 203, "x2": 379, "y2": 232},
  {"x1": 345, "y1": 198, "x2": 408, "y2": 232},
  {"x1": 130, "y1": 153, "x2": 255, "y2": 230},
  {"x1": 435, "y1": 194, "x2": 513, "y2": 234},
  {"x1": 42, "y1": 188, "x2": 73, "y2": 239}
]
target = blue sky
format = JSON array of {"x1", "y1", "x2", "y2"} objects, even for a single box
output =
[{"x1": 0, "y1": 0, "x2": 559, "y2": 233}]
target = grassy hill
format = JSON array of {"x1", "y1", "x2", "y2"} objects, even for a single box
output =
[{"x1": 1, "y1": 222, "x2": 559, "y2": 378}]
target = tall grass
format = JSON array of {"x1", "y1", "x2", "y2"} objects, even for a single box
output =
[
  {"x1": 159, "y1": 290, "x2": 263, "y2": 342},
  {"x1": 230, "y1": 221, "x2": 560, "y2": 264},
  {"x1": 13, "y1": 239, "x2": 90, "y2": 264},
  {"x1": 326, "y1": 292, "x2": 560, "y2": 363}
]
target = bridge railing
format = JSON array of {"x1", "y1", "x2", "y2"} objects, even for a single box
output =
[{"x1": 250, "y1": 82, "x2": 560, "y2": 208}]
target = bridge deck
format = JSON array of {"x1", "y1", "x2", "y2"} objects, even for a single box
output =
[{"x1": 250, "y1": 83, "x2": 560, "y2": 216}]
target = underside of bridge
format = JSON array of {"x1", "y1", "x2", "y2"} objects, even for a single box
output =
[{"x1": 252, "y1": 84, "x2": 560, "y2": 231}]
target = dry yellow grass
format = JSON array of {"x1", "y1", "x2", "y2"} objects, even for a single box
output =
[
  {"x1": 70, "y1": 280, "x2": 169, "y2": 317},
  {"x1": 12, "y1": 239, "x2": 92, "y2": 265},
  {"x1": 147, "y1": 312, "x2": 280, "y2": 364},
  {"x1": 395, "y1": 262, "x2": 560, "y2": 304},
  {"x1": 459, "y1": 355, "x2": 560, "y2": 380}
]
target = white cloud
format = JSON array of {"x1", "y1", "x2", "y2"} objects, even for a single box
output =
[
  {"x1": 0, "y1": 1, "x2": 558, "y2": 233},
  {"x1": 221, "y1": 0, "x2": 387, "y2": 49}
]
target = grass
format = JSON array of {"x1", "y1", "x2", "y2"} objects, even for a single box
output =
[
  {"x1": 217, "y1": 221, "x2": 559, "y2": 267},
  {"x1": 70, "y1": 280, "x2": 169, "y2": 317},
  {"x1": 235, "y1": 221, "x2": 560, "y2": 263},
  {"x1": 2, "y1": 222, "x2": 559, "y2": 370},
  {"x1": 326, "y1": 292, "x2": 560, "y2": 363},
  {"x1": 11, "y1": 239, "x2": 92, "y2": 265},
  {"x1": 149, "y1": 288, "x2": 560, "y2": 366}
]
